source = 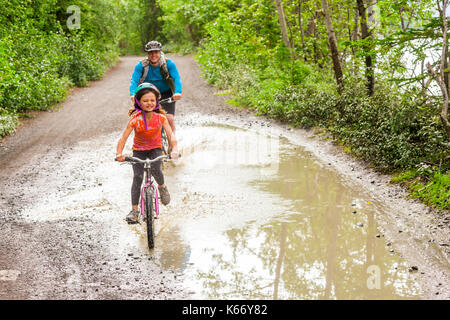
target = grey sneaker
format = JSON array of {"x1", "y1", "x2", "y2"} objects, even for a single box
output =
[
  {"x1": 126, "y1": 209, "x2": 140, "y2": 224},
  {"x1": 158, "y1": 185, "x2": 171, "y2": 205}
]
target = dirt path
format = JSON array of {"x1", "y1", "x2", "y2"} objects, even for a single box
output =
[{"x1": 0, "y1": 55, "x2": 449, "y2": 299}]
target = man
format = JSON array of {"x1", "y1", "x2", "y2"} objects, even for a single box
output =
[{"x1": 129, "y1": 41, "x2": 182, "y2": 134}]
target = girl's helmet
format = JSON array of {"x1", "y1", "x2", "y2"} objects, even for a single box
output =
[
  {"x1": 144, "y1": 41, "x2": 162, "y2": 52},
  {"x1": 135, "y1": 82, "x2": 161, "y2": 100},
  {"x1": 133, "y1": 82, "x2": 161, "y2": 130}
]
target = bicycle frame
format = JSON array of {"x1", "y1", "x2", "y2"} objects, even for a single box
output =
[
  {"x1": 141, "y1": 165, "x2": 160, "y2": 219},
  {"x1": 122, "y1": 155, "x2": 168, "y2": 220}
]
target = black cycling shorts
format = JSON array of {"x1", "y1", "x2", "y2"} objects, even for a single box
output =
[{"x1": 160, "y1": 90, "x2": 175, "y2": 115}]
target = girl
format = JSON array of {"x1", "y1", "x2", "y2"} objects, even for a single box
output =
[{"x1": 116, "y1": 82, "x2": 178, "y2": 224}]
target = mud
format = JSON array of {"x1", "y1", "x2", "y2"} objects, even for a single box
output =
[{"x1": 0, "y1": 55, "x2": 449, "y2": 300}]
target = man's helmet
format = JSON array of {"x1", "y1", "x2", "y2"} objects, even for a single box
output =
[{"x1": 144, "y1": 41, "x2": 162, "y2": 52}]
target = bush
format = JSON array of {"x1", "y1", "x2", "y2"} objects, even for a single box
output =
[
  {"x1": 0, "y1": 0, "x2": 126, "y2": 138},
  {"x1": 0, "y1": 108, "x2": 18, "y2": 137},
  {"x1": 0, "y1": 31, "x2": 69, "y2": 113},
  {"x1": 329, "y1": 77, "x2": 450, "y2": 170},
  {"x1": 410, "y1": 171, "x2": 450, "y2": 210}
]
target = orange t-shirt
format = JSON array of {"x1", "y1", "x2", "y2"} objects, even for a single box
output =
[{"x1": 128, "y1": 111, "x2": 166, "y2": 151}]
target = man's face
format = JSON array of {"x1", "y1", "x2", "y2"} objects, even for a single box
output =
[{"x1": 148, "y1": 50, "x2": 161, "y2": 65}]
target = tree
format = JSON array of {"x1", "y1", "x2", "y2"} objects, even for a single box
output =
[
  {"x1": 321, "y1": 0, "x2": 343, "y2": 89},
  {"x1": 274, "y1": 0, "x2": 293, "y2": 56},
  {"x1": 427, "y1": 0, "x2": 450, "y2": 141},
  {"x1": 356, "y1": 0, "x2": 375, "y2": 96}
]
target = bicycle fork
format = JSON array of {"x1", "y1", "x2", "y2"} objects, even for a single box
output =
[{"x1": 140, "y1": 168, "x2": 160, "y2": 220}]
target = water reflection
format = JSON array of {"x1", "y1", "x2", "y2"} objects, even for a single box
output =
[{"x1": 162, "y1": 125, "x2": 422, "y2": 299}]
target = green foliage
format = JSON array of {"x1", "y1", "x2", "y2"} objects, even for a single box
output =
[
  {"x1": 0, "y1": 0, "x2": 129, "y2": 137},
  {"x1": 60, "y1": 32, "x2": 112, "y2": 87},
  {"x1": 118, "y1": 0, "x2": 162, "y2": 55},
  {"x1": 0, "y1": 108, "x2": 18, "y2": 137},
  {"x1": 157, "y1": 0, "x2": 238, "y2": 49},
  {"x1": 392, "y1": 168, "x2": 450, "y2": 210},
  {"x1": 0, "y1": 31, "x2": 69, "y2": 113},
  {"x1": 330, "y1": 77, "x2": 450, "y2": 170},
  {"x1": 409, "y1": 171, "x2": 450, "y2": 210}
]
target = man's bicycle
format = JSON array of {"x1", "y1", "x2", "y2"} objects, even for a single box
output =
[
  {"x1": 117, "y1": 155, "x2": 168, "y2": 249},
  {"x1": 159, "y1": 97, "x2": 174, "y2": 156}
]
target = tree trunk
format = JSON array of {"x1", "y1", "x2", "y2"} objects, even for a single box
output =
[
  {"x1": 274, "y1": 0, "x2": 292, "y2": 56},
  {"x1": 356, "y1": 0, "x2": 375, "y2": 96},
  {"x1": 299, "y1": 0, "x2": 306, "y2": 53},
  {"x1": 353, "y1": 6, "x2": 359, "y2": 41},
  {"x1": 427, "y1": 0, "x2": 450, "y2": 141},
  {"x1": 399, "y1": 6, "x2": 407, "y2": 32},
  {"x1": 321, "y1": 0, "x2": 343, "y2": 90},
  {"x1": 306, "y1": 15, "x2": 321, "y2": 65},
  {"x1": 348, "y1": 6, "x2": 360, "y2": 75}
]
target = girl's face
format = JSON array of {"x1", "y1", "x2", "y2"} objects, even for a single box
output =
[{"x1": 139, "y1": 91, "x2": 157, "y2": 112}]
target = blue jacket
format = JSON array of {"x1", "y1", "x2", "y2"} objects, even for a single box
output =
[{"x1": 129, "y1": 59, "x2": 182, "y2": 96}]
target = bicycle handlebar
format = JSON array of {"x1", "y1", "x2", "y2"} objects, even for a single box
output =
[
  {"x1": 159, "y1": 97, "x2": 174, "y2": 105},
  {"x1": 126, "y1": 155, "x2": 168, "y2": 163},
  {"x1": 114, "y1": 154, "x2": 169, "y2": 163}
]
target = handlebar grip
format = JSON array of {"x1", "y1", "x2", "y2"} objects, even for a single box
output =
[{"x1": 124, "y1": 156, "x2": 133, "y2": 162}]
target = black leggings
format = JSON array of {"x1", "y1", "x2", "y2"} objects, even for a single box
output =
[{"x1": 131, "y1": 149, "x2": 164, "y2": 206}]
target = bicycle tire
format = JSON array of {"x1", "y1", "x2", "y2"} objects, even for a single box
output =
[
  {"x1": 161, "y1": 128, "x2": 169, "y2": 156},
  {"x1": 144, "y1": 188, "x2": 155, "y2": 249}
]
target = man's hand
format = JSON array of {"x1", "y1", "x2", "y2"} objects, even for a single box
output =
[
  {"x1": 116, "y1": 154, "x2": 126, "y2": 162},
  {"x1": 170, "y1": 150, "x2": 179, "y2": 160},
  {"x1": 172, "y1": 93, "x2": 182, "y2": 101}
]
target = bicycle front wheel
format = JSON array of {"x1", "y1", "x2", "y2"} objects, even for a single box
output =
[{"x1": 144, "y1": 188, "x2": 155, "y2": 249}]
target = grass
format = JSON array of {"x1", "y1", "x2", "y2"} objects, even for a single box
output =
[{"x1": 391, "y1": 169, "x2": 450, "y2": 211}]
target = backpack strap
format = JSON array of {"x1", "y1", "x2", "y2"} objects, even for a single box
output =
[
  {"x1": 159, "y1": 52, "x2": 175, "y2": 94},
  {"x1": 139, "y1": 58, "x2": 150, "y2": 86}
]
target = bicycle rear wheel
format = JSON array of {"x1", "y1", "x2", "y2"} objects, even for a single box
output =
[
  {"x1": 161, "y1": 128, "x2": 169, "y2": 156},
  {"x1": 144, "y1": 188, "x2": 155, "y2": 249}
]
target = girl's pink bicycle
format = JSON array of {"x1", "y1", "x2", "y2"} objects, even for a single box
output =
[{"x1": 119, "y1": 154, "x2": 168, "y2": 249}]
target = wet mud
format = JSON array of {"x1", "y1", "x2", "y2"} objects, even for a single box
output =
[{"x1": 0, "y1": 56, "x2": 449, "y2": 300}]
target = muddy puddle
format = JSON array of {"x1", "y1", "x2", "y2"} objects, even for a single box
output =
[
  {"x1": 16, "y1": 121, "x2": 423, "y2": 299},
  {"x1": 154, "y1": 123, "x2": 422, "y2": 299}
]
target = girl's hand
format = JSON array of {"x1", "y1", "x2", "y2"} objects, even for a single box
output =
[{"x1": 116, "y1": 154, "x2": 126, "y2": 162}]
